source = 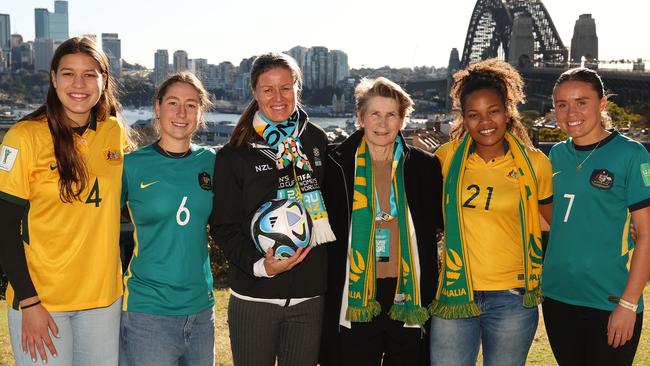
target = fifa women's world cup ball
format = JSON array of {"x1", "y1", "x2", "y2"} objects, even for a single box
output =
[{"x1": 250, "y1": 198, "x2": 313, "y2": 260}]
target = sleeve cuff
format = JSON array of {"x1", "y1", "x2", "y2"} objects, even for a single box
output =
[
  {"x1": 539, "y1": 195, "x2": 553, "y2": 205},
  {"x1": 0, "y1": 191, "x2": 28, "y2": 206},
  {"x1": 629, "y1": 197, "x2": 650, "y2": 212},
  {"x1": 253, "y1": 258, "x2": 274, "y2": 278}
]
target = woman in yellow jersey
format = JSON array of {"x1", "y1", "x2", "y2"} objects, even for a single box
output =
[
  {"x1": 428, "y1": 59, "x2": 553, "y2": 366},
  {"x1": 0, "y1": 37, "x2": 130, "y2": 366}
]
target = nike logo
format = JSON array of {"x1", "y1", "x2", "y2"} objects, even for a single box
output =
[
  {"x1": 140, "y1": 181, "x2": 159, "y2": 189},
  {"x1": 553, "y1": 171, "x2": 562, "y2": 177},
  {"x1": 50, "y1": 164, "x2": 57, "y2": 171}
]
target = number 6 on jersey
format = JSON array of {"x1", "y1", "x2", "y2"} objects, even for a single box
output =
[{"x1": 176, "y1": 196, "x2": 190, "y2": 226}]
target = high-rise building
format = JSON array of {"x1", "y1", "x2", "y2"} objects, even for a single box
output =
[
  {"x1": 508, "y1": 13, "x2": 534, "y2": 68},
  {"x1": 102, "y1": 33, "x2": 121, "y2": 77},
  {"x1": 173, "y1": 50, "x2": 188, "y2": 72},
  {"x1": 0, "y1": 14, "x2": 10, "y2": 71},
  {"x1": 330, "y1": 50, "x2": 349, "y2": 85},
  {"x1": 11, "y1": 34, "x2": 23, "y2": 70},
  {"x1": 154, "y1": 49, "x2": 169, "y2": 86},
  {"x1": 571, "y1": 14, "x2": 598, "y2": 62},
  {"x1": 192, "y1": 58, "x2": 208, "y2": 80},
  {"x1": 11, "y1": 34, "x2": 22, "y2": 48},
  {"x1": 286, "y1": 46, "x2": 308, "y2": 73},
  {"x1": 35, "y1": 8, "x2": 50, "y2": 39},
  {"x1": 49, "y1": 1, "x2": 69, "y2": 47},
  {"x1": 34, "y1": 38, "x2": 54, "y2": 71},
  {"x1": 306, "y1": 46, "x2": 328, "y2": 89}
]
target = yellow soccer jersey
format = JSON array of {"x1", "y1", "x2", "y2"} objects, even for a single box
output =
[
  {"x1": 436, "y1": 141, "x2": 552, "y2": 290},
  {"x1": 0, "y1": 116, "x2": 125, "y2": 311}
]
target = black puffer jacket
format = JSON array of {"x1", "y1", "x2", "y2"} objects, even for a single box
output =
[
  {"x1": 319, "y1": 129, "x2": 444, "y2": 365},
  {"x1": 210, "y1": 117, "x2": 329, "y2": 298}
]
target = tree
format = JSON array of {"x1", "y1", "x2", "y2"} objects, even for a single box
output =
[{"x1": 607, "y1": 101, "x2": 646, "y2": 129}]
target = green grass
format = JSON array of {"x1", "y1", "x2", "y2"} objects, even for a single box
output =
[{"x1": 3, "y1": 286, "x2": 650, "y2": 365}]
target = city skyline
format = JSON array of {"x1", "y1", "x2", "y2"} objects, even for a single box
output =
[{"x1": 2, "y1": 0, "x2": 649, "y2": 69}]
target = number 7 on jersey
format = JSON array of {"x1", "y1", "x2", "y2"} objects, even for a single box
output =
[{"x1": 563, "y1": 193, "x2": 575, "y2": 223}]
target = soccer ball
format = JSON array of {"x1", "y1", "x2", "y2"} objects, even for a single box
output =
[{"x1": 251, "y1": 199, "x2": 313, "y2": 260}]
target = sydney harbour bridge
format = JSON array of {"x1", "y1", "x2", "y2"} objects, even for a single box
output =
[{"x1": 405, "y1": 0, "x2": 650, "y2": 113}]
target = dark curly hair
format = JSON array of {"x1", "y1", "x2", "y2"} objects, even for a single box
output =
[{"x1": 449, "y1": 58, "x2": 532, "y2": 146}]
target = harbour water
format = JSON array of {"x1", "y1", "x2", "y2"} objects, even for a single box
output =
[{"x1": 121, "y1": 108, "x2": 349, "y2": 129}]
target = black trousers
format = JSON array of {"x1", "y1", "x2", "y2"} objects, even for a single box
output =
[
  {"x1": 228, "y1": 295, "x2": 324, "y2": 366},
  {"x1": 542, "y1": 297, "x2": 643, "y2": 366},
  {"x1": 337, "y1": 278, "x2": 428, "y2": 366}
]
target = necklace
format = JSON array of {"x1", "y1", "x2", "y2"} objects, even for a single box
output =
[
  {"x1": 157, "y1": 142, "x2": 191, "y2": 158},
  {"x1": 573, "y1": 139, "x2": 602, "y2": 172}
]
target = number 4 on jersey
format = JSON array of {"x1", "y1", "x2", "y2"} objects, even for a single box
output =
[{"x1": 85, "y1": 178, "x2": 102, "y2": 207}]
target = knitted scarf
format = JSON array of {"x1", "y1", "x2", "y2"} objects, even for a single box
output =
[
  {"x1": 346, "y1": 136, "x2": 429, "y2": 325},
  {"x1": 252, "y1": 109, "x2": 335, "y2": 245},
  {"x1": 429, "y1": 132, "x2": 544, "y2": 319}
]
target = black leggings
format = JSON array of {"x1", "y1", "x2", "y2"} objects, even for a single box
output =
[{"x1": 542, "y1": 297, "x2": 643, "y2": 366}]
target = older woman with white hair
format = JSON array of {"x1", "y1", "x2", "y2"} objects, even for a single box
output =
[{"x1": 320, "y1": 77, "x2": 444, "y2": 366}]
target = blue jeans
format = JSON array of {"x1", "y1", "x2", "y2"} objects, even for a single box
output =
[
  {"x1": 119, "y1": 307, "x2": 214, "y2": 366},
  {"x1": 8, "y1": 297, "x2": 122, "y2": 366},
  {"x1": 429, "y1": 289, "x2": 538, "y2": 366}
]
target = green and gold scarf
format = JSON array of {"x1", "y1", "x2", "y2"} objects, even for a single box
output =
[
  {"x1": 346, "y1": 136, "x2": 429, "y2": 325},
  {"x1": 429, "y1": 132, "x2": 544, "y2": 319}
]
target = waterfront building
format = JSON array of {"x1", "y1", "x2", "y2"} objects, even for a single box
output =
[
  {"x1": 0, "y1": 14, "x2": 10, "y2": 71},
  {"x1": 192, "y1": 58, "x2": 208, "y2": 80},
  {"x1": 102, "y1": 33, "x2": 121, "y2": 77},
  {"x1": 328, "y1": 50, "x2": 349, "y2": 87},
  {"x1": 508, "y1": 13, "x2": 534, "y2": 67},
  {"x1": 34, "y1": 38, "x2": 54, "y2": 71},
  {"x1": 34, "y1": 8, "x2": 50, "y2": 39},
  {"x1": 11, "y1": 37, "x2": 33, "y2": 71},
  {"x1": 286, "y1": 46, "x2": 308, "y2": 73},
  {"x1": 571, "y1": 14, "x2": 598, "y2": 62},
  {"x1": 173, "y1": 50, "x2": 188, "y2": 72},
  {"x1": 49, "y1": 1, "x2": 69, "y2": 47},
  {"x1": 306, "y1": 46, "x2": 329, "y2": 89},
  {"x1": 154, "y1": 49, "x2": 169, "y2": 86}
]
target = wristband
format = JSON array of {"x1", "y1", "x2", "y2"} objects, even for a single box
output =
[
  {"x1": 618, "y1": 298, "x2": 638, "y2": 312},
  {"x1": 20, "y1": 300, "x2": 41, "y2": 310}
]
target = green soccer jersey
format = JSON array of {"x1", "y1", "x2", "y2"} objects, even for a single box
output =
[
  {"x1": 122, "y1": 143, "x2": 216, "y2": 315},
  {"x1": 543, "y1": 132, "x2": 650, "y2": 312}
]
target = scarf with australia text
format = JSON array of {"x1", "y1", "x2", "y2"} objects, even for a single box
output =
[{"x1": 252, "y1": 108, "x2": 335, "y2": 245}]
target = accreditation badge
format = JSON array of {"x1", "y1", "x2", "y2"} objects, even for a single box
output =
[{"x1": 375, "y1": 227, "x2": 390, "y2": 262}]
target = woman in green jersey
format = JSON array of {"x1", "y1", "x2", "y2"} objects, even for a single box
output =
[
  {"x1": 542, "y1": 68, "x2": 650, "y2": 366},
  {"x1": 119, "y1": 72, "x2": 216, "y2": 366}
]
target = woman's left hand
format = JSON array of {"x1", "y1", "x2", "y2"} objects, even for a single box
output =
[{"x1": 607, "y1": 306, "x2": 636, "y2": 348}]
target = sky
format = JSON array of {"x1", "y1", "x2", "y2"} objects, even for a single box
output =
[{"x1": 2, "y1": 0, "x2": 649, "y2": 69}]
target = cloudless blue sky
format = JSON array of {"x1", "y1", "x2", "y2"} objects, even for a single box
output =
[{"x1": 3, "y1": 0, "x2": 648, "y2": 68}]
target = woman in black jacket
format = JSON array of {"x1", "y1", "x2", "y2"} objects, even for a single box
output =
[
  {"x1": 211, "y1": 52, "x2": 335, "y2": 366},
  {"x1": 319, "y1": 77, "x2": 444, "y2": 366}
]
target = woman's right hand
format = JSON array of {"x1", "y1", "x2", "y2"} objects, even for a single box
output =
[
  {"x1": 20, "y1": 297, "x2": 59, "y2": 363},
  {"x1": 263, "y1": 246, "x2": 312, "y2": 276}
]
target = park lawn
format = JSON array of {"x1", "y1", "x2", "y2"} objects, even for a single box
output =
[{"x1": 3, "y1": 285, "x2": 650, "y2": 366}]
